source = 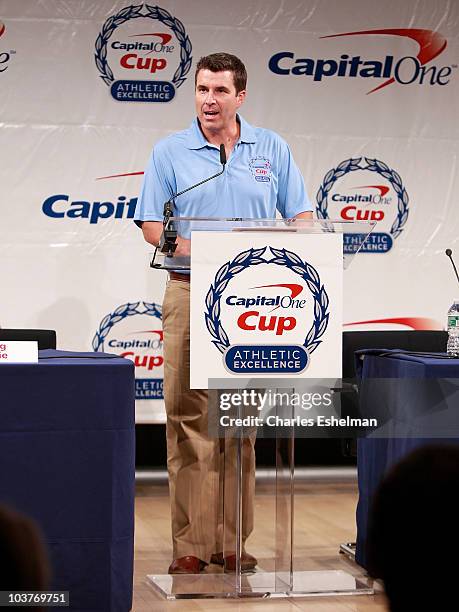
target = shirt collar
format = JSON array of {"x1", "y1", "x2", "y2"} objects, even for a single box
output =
[
  {"x1": 185, "y1": 114, "x2": 257, "y2": 150},
  {"x1": 238, "y1": 115, "x2": 257, "y2": 144}
]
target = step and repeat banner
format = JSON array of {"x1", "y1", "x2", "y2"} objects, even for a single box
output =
[{"x1": 1, "y1": 0, "x2": 458, "y2": 420}]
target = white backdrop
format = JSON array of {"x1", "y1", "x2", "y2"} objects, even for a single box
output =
[{"x1": 1, "y1": 0, "x2": 458, "y2": 421}]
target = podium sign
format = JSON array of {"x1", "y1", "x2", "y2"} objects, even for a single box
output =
[
  {"x1": 0, "y1": 341, "x2": 38, "y2": 364},
  {"x1": 190, "y1": 231, "x2": 343, "y2": 389}
]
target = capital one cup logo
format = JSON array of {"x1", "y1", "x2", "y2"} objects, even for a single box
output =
[
  {"x1": 204, "y1": 246, "x2": 329, "y2": 374},
  {"x1": 92, "y1": 301, "x2": 164, "y2": 400},
  {"x1": 95, "y1": 4, "x2": 192, "y2": 102},
  {"x1": 316, "y1": 157, "x2": 409, "y2": 254}
]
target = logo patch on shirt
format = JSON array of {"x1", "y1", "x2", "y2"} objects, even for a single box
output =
[{"x1": 249, "y1": 157, "x2": 272, "y2": 183}]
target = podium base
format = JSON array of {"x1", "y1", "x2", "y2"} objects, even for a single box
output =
[
  {"x1": 339, "y1": 541, "x2": 357, "y2": 561},
  {"x1": 146, "y1": 570, "x2": 374, "y2": 600}
]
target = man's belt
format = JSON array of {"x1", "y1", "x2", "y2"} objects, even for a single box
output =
[{"x1": 169, "y1": 272, "x2": 191, "y2": 282}]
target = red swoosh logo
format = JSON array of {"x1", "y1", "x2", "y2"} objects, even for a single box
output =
[
  {"x1": 131, "y1": 330, "x2": 164, "y2": 341},
  {"x1": 321, "y1": 28, "x2": 447, "y2": 94},
  {"x1": 344, "y1": 317, "x2": 442, "y2": 330},
  {"x1": 0, "y1": 22, "x2": 5, "y2": 38},
  {"x1": 253, "y1": 283, "x2": 303, "y2": 298},
  {"x1": 252, "y1": 283, "x2": 304, "y2": 312},
  {"x1": 130, "y1": 32, "x2": 172, "y2": 45},
  {"x1": 96, "y1": 171, "x2": 144, "y2": 180},
  {"x1": 354, "y1": 185, "x2": 390, "y2": 196}
]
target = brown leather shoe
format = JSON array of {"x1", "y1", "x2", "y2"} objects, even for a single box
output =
[
  {"x1": 168, "y1": 556, "x2": 207, "y2": 574},
  {"x1": 210, "y1": 552, "x2": 257, "y2": 572}
]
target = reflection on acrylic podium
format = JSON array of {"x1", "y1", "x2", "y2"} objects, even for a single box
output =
[{"x1": 147, "y1": 401, "x2": 374, "y2": 599}]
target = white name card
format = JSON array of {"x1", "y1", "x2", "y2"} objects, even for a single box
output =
[{"x1": 0, "y1": 341, "x2": 39, "y2": 363}]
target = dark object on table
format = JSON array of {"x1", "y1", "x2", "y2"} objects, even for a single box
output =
[
  {"x1": 341, "y1": 330, "x2": 447, "y2": 456},
  {"x1": 0, "y1": 328, "x2": 56, "y2": 350}
]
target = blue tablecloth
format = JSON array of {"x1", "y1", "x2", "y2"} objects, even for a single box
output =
[
  {"x1": 0, "y1": 350, "x2": 135, "y2": 611},
  {"x1": 355, "y1": 349, "x2": 459, "y2": 568}
]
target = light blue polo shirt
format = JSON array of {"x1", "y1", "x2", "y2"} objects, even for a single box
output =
[{"x1": 134, "y1": 115, "x2": 312, "y2": 224}]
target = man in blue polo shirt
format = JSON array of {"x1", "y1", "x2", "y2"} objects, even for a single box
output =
[{"x1": 135, "y1": 52, "x2": 312, "y2": 575}]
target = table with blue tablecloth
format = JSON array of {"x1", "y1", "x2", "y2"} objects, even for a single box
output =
[
  {"x1": 355, "y1": 350, "x2": 459, "y2": 569},
  {"x1": 0, "y1": 350, "x2": 135, "y2": 611}
]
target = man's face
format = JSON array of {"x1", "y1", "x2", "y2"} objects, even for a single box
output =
[{"x1": 195, "y1": 69, "x2": 246, "y2": 133}]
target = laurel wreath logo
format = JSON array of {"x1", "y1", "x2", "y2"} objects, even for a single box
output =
[
  {"x1": 95, "y1": 3, "x2": 192, "y2": 88},
  {"x1": 204, "y1": 246, "x2": 329, "y2": 357},
  {"x1": 92, "y1": 301, "x2": 162, "y2": 351},
  {"x1": 316, "y1": 157, "x2": 409, "y2": 239}
]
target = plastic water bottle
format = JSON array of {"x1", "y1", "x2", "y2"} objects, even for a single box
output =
[{"x1": 447, "y1": 301, "x2": 459, "y2": 356}]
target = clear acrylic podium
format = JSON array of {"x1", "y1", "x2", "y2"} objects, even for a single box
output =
[{"x1": 147, "y1": 217, "x2": 376, "y2": 599}]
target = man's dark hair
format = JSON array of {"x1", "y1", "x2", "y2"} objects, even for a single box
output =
[
  {"x1": 195, "y1": 53, "x2": 247, "y2": 94},
  {"x1": 367, "y1": 444, "x2": 459, "y2": 611},
  {"x1": 0, "y1": 504, "x2": 50, "y2": 611}
]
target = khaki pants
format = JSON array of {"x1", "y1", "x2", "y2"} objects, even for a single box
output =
[{"x1": 162, "y1": 279, "x2": 255, "y2": 562}]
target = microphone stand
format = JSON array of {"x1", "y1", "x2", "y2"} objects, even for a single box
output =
[
  {"x1": 159, "y1": 199, "x2": 177, "y2": 257},
  {"x1": 446, "y1": 248, "x2": 459, "y2": 285},
  {"x1": 158, "y1": 144, "x2": 227, "y2": 257}
]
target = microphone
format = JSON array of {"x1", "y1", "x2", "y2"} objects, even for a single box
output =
[
  {"x1": 159, "y1": 144, "x2": 227, "y2": 255},
  {"x1": 219, "y1": 143, "x2": 227, "y2": 165},
  {"x1": 445, "y1": 249, "x2": 459, "y2": 285}
]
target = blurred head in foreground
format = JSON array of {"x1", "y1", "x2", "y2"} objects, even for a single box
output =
[
  {"x1": 367, "y1": 444, "x2": 459, "y2": 611},
  {"x1": 0, "y1": 504, "x2": 50, "y2": 596}
]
